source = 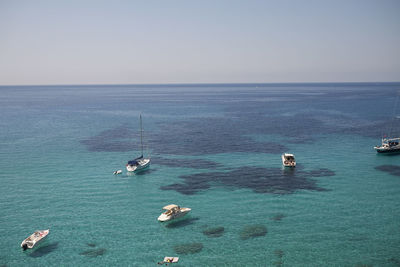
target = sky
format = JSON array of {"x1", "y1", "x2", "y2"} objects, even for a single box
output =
[{"x1": 0, "y1": 0, "x2": 399, "y2": 85}]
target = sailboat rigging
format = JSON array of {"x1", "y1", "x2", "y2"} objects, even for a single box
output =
[{"x1": 126, "y1": 114, "x2": 151, "y2": 172}]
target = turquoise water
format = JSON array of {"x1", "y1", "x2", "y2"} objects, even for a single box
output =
[{"x1": 0, "y1": 83, "x2": 400, "y2": 266}]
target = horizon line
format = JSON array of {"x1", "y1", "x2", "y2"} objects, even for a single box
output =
[{"x1": 1, "y1": 81, "x2": 400, "y2": 87}]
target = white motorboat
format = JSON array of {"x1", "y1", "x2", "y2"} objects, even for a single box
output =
[
  {"x1": 21, "y1": 229, "x2": 49, "y2": 250},
  {"x1": 113, "y1": 170, "x2": 122, "y2": 175},
  {"x1": 126, "y1": 114, "x2": 151, "y2": 173},
  {"x1": 281, "y1": 153, "x2": 296, "y2": 167},
  {"x1": 374, "y1": 137, "x2": 400, "y2": 153},
  {"x1": 158, "y1": 204, "x2": 191, "y2": 222},
  {"x1": 375, "y1": 92, "x2": 400, "y2": 153}
]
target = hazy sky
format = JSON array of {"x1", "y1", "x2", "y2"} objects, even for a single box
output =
[{"x1": 0, "y1": 0, "x2": 399, "y2": 85}]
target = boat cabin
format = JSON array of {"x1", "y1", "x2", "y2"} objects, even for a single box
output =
[
  {"x1": 127, "y1": 156, "x2": 143, "y2": 166},
  {"x1": 285, "y1": 155, "x2": 294, "y2": 161},
  {"x1": 381, "y1": 138, "x2": 400, "y2": 147},
  {"x1": 163, "y1": 204, "x2": 180, "y2": 215},
  {"x1": 388, "y1": 140, "x2": 399, "y2": 147},
  {"x1": 282, "y1": 153, "x2": 296, "y2": 167}
]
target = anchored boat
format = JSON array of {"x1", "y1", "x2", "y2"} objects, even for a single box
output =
[
  {"x1": 375, "y1": 92, "x2": 400, "y2": 153},
  {"x1": 126, "y1": 114, "x2": 150, "y2": 173},
  {"x1": 374, "y1": 137, "x2": 400, "y2": 153},
  {"x1": 157, "y1": 257, "x2": 179, "y2": 265},
  {"x1": 281, "y1": 153, "x2": 296, "y2": 167},
  {"x1": 158, "y1": 204, "x2": 191, "y2": 222},
  {"x1": 21, "y1": 229, "x2": 49, "y2": 250}
]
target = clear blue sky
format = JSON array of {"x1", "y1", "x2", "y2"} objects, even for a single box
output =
[{"x1": 0, "y1": 0, "x2": 399, "y2": 85}]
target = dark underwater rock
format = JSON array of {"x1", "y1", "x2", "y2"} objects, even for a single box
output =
[
  {"x1": 87, "y1": 243, "x2": 96, "y2": 247},
  {"x1": 274, "y1": 249, "x2": 284, "y2": 258},
  {"x1": 240, "y1": 225, "x2": 267, "y2": 240},
  {"x1": 161, "y1": 166, "x2": 334, "y2": 195},
  {"x1": 270, "y1": 213, "x2": 286, "y2": 221},
  {"x1": 152, "y1": 156, "x2": 222, "y2": 169},
  {"x1": 388, "y1": 257, "x2": 400, "y2": 266},
  {"x1": 79, "y1": 248, "x2": 106, "y2": 257},
  {"x1": 375, "y1": 165, "x2": 400, "y2": 177},
  {"x1": 202, "y1": 226, "x2": 225, "y2": 237},
  {"x1": 173, "y1": 243, "x2": 203, "y2": 254},
  {"x1": 80, "y1": 115, "x2": 288, "y2": 156}
]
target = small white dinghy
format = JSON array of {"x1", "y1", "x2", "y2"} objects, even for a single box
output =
[
  {"x1": 158, "y1": 257, "x2": 179, "y2": 265},
  {"x1": 21, "y1": 229, "x2": 49, "y2": 250},
  {"x1": 113, "y1": 170, "x2": 122, "y2": 175}
]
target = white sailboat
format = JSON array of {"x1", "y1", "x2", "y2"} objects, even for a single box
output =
[{"x1": 126, "y1": 114, "x2": 150, "y2": 172}]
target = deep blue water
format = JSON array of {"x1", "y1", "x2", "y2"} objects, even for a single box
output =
[{"x1": 0, "y1": 83, "x2": 400, "y2": 266}]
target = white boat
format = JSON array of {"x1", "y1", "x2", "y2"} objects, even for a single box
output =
[
  {"x1": 375, "y1": 92, "x2": 400, "y2": 153},
  {"x1": 21, "y1": 229, "x2": 49, "y2": 250},
  {"x1": 374, "y1": 137, "x2": 400, "y2": 153},
  {"x1": 126, "y1": 114, "x2": 151, "y2": 173},
  {"x1": 113, "y1": 170, "x2": 122, "y2": 175},
  {"x1": 281, "y1": 153, "x2": 296, "y2": 167},
  {"x1": 158, "y1": 204, "x2": 191, "y2": 222},
  {"x1": 159, "y1": 257, "x2": 179, "y2": 264}
]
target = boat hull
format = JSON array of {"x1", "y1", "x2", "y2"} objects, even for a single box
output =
[
  {"x1": 375, "y1": 138, "x2": 400, "y2": 154},
  {"x1": 21, "y1": 229, "x2": 49, "y2": 250},
  {"x1": 126, "y1": 158, "x2": 150, "y2": 172},
  {"x1": 375, "y1": 147, "x2": 400, "y2": 153},
  {"x1": 158, "y1": 209, "x2": 191, "y2": 222}
]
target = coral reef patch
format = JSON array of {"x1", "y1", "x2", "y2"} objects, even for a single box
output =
[
  {"x1": 375, "y1": 165, "x2": 400, "y2": 177},
  {"x1": 161, "y1": 166, "x2": 334, "y2": 195},
  {"x1": 240, "y1": 225, "x2": 267, "y2": 240},
  {"x1": 202, "y1": 227, "x2": 225, "y2": 237},
  {"x1": 173, "y1": 243, "x2": 203, "y2": 254},
  {"x1": 79, "y1": 248, "x2": 106, "y2": 257}
]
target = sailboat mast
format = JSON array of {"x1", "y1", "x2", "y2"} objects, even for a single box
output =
[{"x1": 140, "y1": 114, "x2": 144, "y2": 157}]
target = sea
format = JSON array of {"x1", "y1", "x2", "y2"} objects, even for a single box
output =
[{"x1": 0, "y1": 83, "x2": 399, "y2": 267}]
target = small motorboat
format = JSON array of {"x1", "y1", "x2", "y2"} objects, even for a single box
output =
[
  {"x1": 157, "y1": 257, "x2": 179, "y2": 265},
  {"x1": 21, "y1": 229, "x2": 49, "y2": 250},
  {"x1": 113, "y1": 170, "x2": 122, "y2": 175},
  {"x1": 158, "y1": 204, "x2": 191, "y2": 222},
  {"x1": 282, "y1": 153, "x2": 296, "y2": 167}
]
